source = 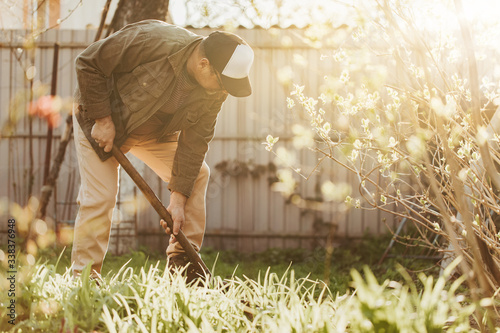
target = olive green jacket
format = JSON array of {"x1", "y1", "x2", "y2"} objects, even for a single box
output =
[{"x1": 75, "y1": 20, "x2": 227, "y2": 197}]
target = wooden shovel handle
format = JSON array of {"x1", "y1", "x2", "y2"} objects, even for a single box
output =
[{"x1": 111, "y1": 145, "x2": 210, "y2": 275}]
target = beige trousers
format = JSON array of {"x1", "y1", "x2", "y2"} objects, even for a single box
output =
[{"x1": 71, "y1": 116, "x2": 209, "y2": 276}]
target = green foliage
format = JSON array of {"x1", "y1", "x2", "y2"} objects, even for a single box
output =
[
  {"x1": 0, "y1": 256, "x2": 477, "y2": 333},
  {"x1": 7, "y1": 261, "x2": 116, "y2": 332},
  {"x1": 265, "y1": 0, "x2": 500, "y2": 308},
  {"x1": 344, "y1": 263, "x2": 475, "y2": 332},
  {"x1": 1, "y1": 238, "x2": 479, "y2": 332},
  {"x1": 200, "y1": 233, "x2": 442, "y2": 294}
]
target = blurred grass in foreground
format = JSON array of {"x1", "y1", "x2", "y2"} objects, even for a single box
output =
[{"x1": 1, "y1": 235, "x2": 488, "y2": 332}]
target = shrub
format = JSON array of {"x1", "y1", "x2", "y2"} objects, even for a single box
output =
[{"x1": 265, "y1": 2, "x2": 500, "y2": 325}]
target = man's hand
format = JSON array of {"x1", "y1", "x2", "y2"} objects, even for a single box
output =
[
  {"x1": 161, "y1": 191, "x2": 188, "y2": 244},
  {"x1": 91, "y1": 115, "x2": 115, "y2": 153}
]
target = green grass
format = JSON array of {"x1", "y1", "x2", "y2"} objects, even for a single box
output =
[
  {"x1": 1, "y1": 234, "x2": 483, "y2": 332},
  {"x1": 33, "y1": 233, "x2": 442, "y2": 295}
]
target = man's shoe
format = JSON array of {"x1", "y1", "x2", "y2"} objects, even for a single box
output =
[{"x1": 168, "y1": 254, "x2": 207, "y2": 285}]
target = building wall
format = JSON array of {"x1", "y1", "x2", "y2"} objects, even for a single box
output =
[{"x1": 0, "y1": 27, "x2": 399, "y2": 255}]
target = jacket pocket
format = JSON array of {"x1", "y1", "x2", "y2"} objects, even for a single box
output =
[
  {"x1": 116, "y1": 63, "x2": 168, "y2": 112},
  {"x1": 181, "y1": 104, "x2": 209, "y2": 129},
  {"x1": 185, "y1": 108, "x2": 199, "y2": 125}
]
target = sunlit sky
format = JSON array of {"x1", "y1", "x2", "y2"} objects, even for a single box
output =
[
  {"x1": 0, "y1": 0, "x2": 499, "y2": 32},
  {"x1": 169, "y1": 0, "x2": 500, "y2": 30}
]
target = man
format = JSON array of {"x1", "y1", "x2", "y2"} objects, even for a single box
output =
[{"x1": 71, "y1": 20, "x2": 254, "y2": 282}]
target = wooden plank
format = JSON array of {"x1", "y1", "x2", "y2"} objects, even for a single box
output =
[
  {"x1": 249, "y1": 44, "x2": 272, "y2": 251},
  {"x1": 258, "y1": 42, "x2": 273, "y2": 250},
  {"x1": 11, "y1": 31, "x2": 29, "y2": 137},
  {"x1": 0, "y1": 39, "x2": 11, "y2": 125},
  {"x1": 268, "y1": 190, "x2": 285, "y2": 249},
  {"x1": 235, "y1": 87, "x2": 254, "y2": 252},
  {"x1": 205, "y1": 139, "x2": 224, "y2": 250},
  {"x1": 252, "y1": 162, "x2": 270, "y2": 251},
  {"x1": 221, "y1": 139, "x2": 238, "y2": 251},
  {"x1": 0, "y1": 140, "x2": 10, "y2": 231},
  {"x1": 262, "y1": 46, "x2": 278, "y2": 249},
  {"x1": 278, "y1": 46, "x2": 302, "y2": 249},
  {"x1": 346, "y1": 165, "x2": 363, "y2": 238},
  {"x1": 236, "y1": 140, "x2": 254, "y2": 252},
  {"x1": 250, "y1": 48, "x2": 274, "y2": 140},
  {"x1": 57, "y1": 29, "x2": 76, "y2": 103},
  {"x1": 284, "y1": 146, "x2": 304, "y2": 249},
  {"x1": 303, "y1": 154, "x2": 322, "y2": 250},
  {"x1": 64, "y1": 29, "x2": 89, "y2": 102},
  {"x1": 53, "y1": 140, "x2": 78, "y2": 226},
  {"x1": 272, "y1": 48, "x2": 289, "y2": 137},
  {"x1": 220, "y1": 94, "x2": 238, "y2": 138}
]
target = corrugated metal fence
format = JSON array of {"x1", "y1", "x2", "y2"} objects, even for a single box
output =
[{"x1": 0, "y1": 27, "x2": 398, "y2": 254}]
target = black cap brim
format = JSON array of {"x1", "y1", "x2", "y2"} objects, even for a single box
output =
[{"x1": 221, "y1": 74, "x2": 252, "y2": 97}]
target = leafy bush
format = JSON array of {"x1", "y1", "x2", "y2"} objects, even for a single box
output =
[{"x1": 264, "y1": 1, "x2": 500, "y2": 321}]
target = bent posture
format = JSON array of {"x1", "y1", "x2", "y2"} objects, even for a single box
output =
[{"x1": 72, "y1": 20, "x2": 254, "y2": 282}]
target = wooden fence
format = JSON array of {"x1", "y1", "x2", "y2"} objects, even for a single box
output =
[{"x1": 0, "y1": 27, "x2": 398, "y2": 254}]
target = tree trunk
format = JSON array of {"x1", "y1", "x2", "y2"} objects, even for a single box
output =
[{"x1": 107, "y1": 0, "x2": 170, "y2": 36}]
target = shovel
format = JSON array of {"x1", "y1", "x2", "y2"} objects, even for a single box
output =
[
  {"x1": 111, "y1": 146, "x2": 259, "y2": 316},
  {"x1": 111, "y1": 145, "x2": 211, "y2": 277}
]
